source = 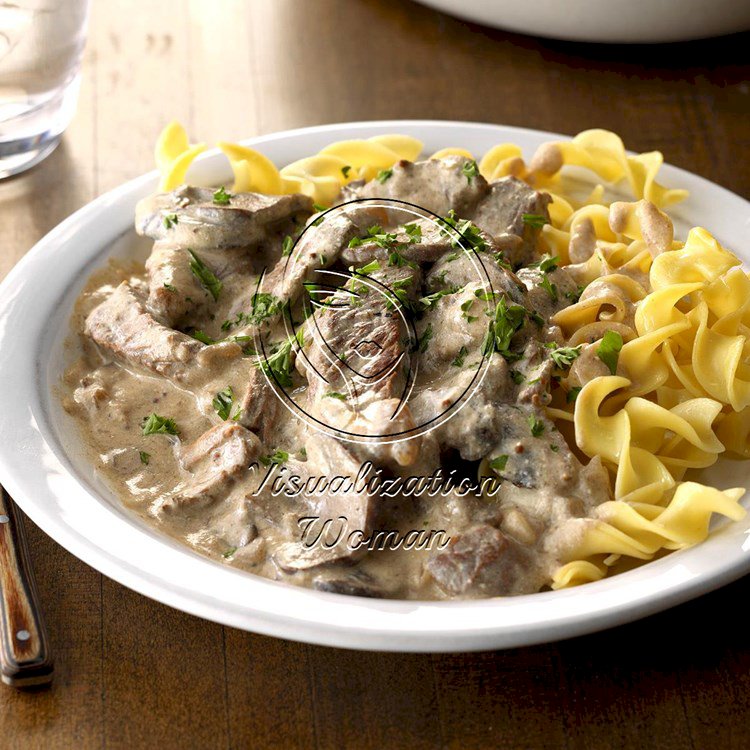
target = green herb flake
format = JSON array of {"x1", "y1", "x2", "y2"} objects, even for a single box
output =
[
  {"x1": 596, "y1": 331, "x2": 624, "y2": 375},
  {"x1": 141, "y1": 413, "x2": 180, "y2": 436},
  {"x1": 550, "y1": 444, "x2": 560, "y2": 453},
  {"x1": 212, "y1": 186, "x2": 232, "y2": 205},
  {"x1": 388, "y1": 250, "x2": 418, "y2": 269},
  {"x1": 403, "y1": 223, "x2": 422, "y2": 243},
  {"x1": 522, "y1": 213, "x2": 548, "y2": 229},
  {"x1": 452, "y1": 346, "x2": 468, "y2": 368},
  {"x1": 549, "y1": 345, "x2": 583, "y2": 370},
  {"x1": 354, "y1": 259, "x2": 381, "y2": 276},
  {"x1": 163, "y1": 213, "x2": 179, "y2": 229},
  {"x1": 163, "y1": 282, "x2": 177, "y2": 292},
  {"x1": 188, "y1": 250, "x2": 222, "y2": 301},
  {"x1": 567, "y1": 386, "x2": 582, "y2": 404},
  {"x1": 417, "y1": 323, "x2": 433, "y2": 353},
  {"x1": 376, "y1": 168, "x2": 393, "y2": 183},
  {"x1": 489, "y1": 454, "x2": 509, "y2": 472},
  {"x1": 462, "y1": 160, "x2": 480, "y2": 183},
  {"x1": 565, "y1": 285, "x2": 585, "y2": 304},
  {"x1": 341, "y1": 165, "x2": 351, "y2": 178},
  {"x1": 212, "y1": 386, "x2": 236, "y2": 421},
  {"x1": 510, "y1": 370, "x2": 525, "y2": 385},
  {"x1": 282, "y1": 235, "x2": 294, "y2": 257},
  {"x1": 222, "y1": 547, "x2": 237, "y2": 559},
  {"x1": 482, "y1": 296, "x2": 527, "y2": 359},
  {"x1": 420, "y1": 285, "x2": 462, "y2": 310},
  {"x1": 139, "y1": 451, "x2": 150, "y2": 466},
  {"x1": 250, "y1": 292, "x2": 281, "y2": 324},
  {"x1": 539, "y1": 275, "x2": 558, "y2": 302},
  {"x1": 324, "y1": 392, "x2": 347, "y2": 400},
  {"x1": 259, "y1": 450, "x2": 289, "y2": 467},
  {"x1": 528, "y1": 414, "x2": 545, "y2": 438},
  {"x1": 192, "y1": 330, "x2": 216, "y2": 345}
]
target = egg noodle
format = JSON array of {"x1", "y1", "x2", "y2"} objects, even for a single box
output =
[{"x1": 154, "y1": 121, "x2": 749, "y2": 589}]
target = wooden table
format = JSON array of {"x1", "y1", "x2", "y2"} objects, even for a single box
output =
[{"x1": 1, "y1": 2, "x2": 748, "y2": 747}]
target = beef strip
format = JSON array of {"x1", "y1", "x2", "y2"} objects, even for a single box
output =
[
  {"x1": 471, "y1": 177, "x2": 552, "y2": 266},
  {"x1": 427, "y1": 524, "x2": 535, "y2": 597},
  {"x1": 135, "y1": 186, "x2": 313, "y2": 250},
  {"x1": 344, "y1": 156, "x2": 489, "y2": 217},
  {"x1": 273, "y1": 436, "x2": 377, "y2": 570},
  {"x1": 162, "y1": 422, "x2": 261, "y2": 513},
  {"x1": 144, "y1": 243, "x2": 210, "y2": 326},
  {"x1": 340, "y1": 217, "x2": 455, "y2": 265},
  {"x1": 84, "y1": 282, "x2": 203, "y2": 384}
]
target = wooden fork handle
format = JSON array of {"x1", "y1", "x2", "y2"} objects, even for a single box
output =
[{"x1": 0, "y1": 487, "x2": 53, "y2": 688}]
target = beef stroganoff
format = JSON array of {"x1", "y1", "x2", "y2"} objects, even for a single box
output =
[{"x1": 61, "y1": 123, "x2": 749, "y2": 599}]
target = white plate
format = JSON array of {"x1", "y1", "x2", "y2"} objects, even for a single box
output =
[
  {"x1": 415, "y1": 0, "x2": 750, "y2": 43},
  {"x1": 1, "y1": 120, "x2": 749, "y2": 653}
]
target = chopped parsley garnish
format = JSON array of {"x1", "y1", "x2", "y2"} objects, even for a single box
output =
[
  {"x1": 510, "y1": 369, "x2": 525, "y2": 385},
  {"x1": 222, "y1": 547, "x2": 237, "y2": 559},
  {"x1": 353, "y1": 259, "x2": 381, "y2": 276},
  {"x1": 260, "y1": 450, "x2": 289, "y2": 466},
  {"x1": 313, "y1": 202, "x2": 327, "y2": 213},
  {"x1": 258, "y1": 334, "x2": 301, "y2": 388},
  {"x1": 376, "y1": 168, "x2": 393, "y2": 183},
  {"x1": 212, "y1": 186, "x2": 232, "y2": 205},
  {"x1": 192, "y1": 330, "x2": 216, "y2": 345},
  {"x1": 250, "y1": 292, "x2": 282, "y2": 324},
  {"x1": 341, "y1": 165, "x2": 351, "y2": 178},
  {"x1": 163, "y1": 213, "x2": 178, "y2": 229},
  {"x1": 442, "y1": 210, "x2": 487, "y2": 253},
  {"x1": 528, "y1": 414, "x2": 545, "y2": 438},
  {"x1": 550, "y1": 443, "x2": 560, "y2": 453},
  {"x1": 596, "y1": 331, "x2": 623, "y2": 375},
  {"x1": 462, "y1": 160, "x2": 480, "y2": 182},
  {"x1": 567, "y1": 386, "x2": 582, "y2": 403},
  {"x1": 481, "y1": 296, "x2": 527, "y2": 360},
  {"x1": 403, "y1": 223, "x2": 422, "y2": 243},
  {"x1": 388, "y1": 250, "x2": 418, "y2": 269},
  {"x1": 188, "y1": 250, "x2": 222, "y2": 301},
  {"x1": 212, "y1": 386, "x2": 241, "y2": 421},
  {"x1": 489, "y1": 454, "x2": 509, "y2": 472},
  {"x1": 419, "y1": 285, "x2": 462, "y2": 310},
  {"x1": 528, "y1": 310, "x2": 545, "y2": 327},
  {"x1": 141, "y1": 413, "x2": 179, "y2": 436},
  {"x1": 549, "y1": 344, "x2": 583, "y2": 369},
  {"x1": 452, "y1": 346, "x2": 468, "y2": 367},
  {"x1": 349, "y1": 225, "x2": 399, "y2": 251},
  {"x1": 324, "y1": 392, "x2": 347, "y2": 400},
  {"x1": 565, "y1": 285, "x2": 585, "y2": 304},
  {"x1": 532, "y1": 254, "x2": 559, "y2": 273},
  {"x1": 417, "y1": 323, "x2": 433, "y2": 353},
  {"x1": 459, "y1": 297, "x2": 478, "y2": 322},
  {"x1": 163, "y1": 282, "x2": 177, "y2": 292},
  {"x1": 139, "y1": 451, "x2": 150, "y2": 466},
  {"x1": 539, "y1": 276, "x2": 558, "y2": 302},
  {"x1": 522, "y1": 213, "x2": 548, "y2": 229},
  {"x1": 282, "y1": 235, "x2": 294, "y2": 257}
]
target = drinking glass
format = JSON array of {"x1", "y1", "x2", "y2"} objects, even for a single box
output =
[{"x1": 0, "y1": 0, "x2": 90, "y2": 178}]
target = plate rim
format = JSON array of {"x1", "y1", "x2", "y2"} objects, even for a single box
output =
[{"x1": 1, "y1": 118, "x2": 749, "y2": 652}]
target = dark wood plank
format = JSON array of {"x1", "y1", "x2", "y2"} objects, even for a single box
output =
[
  {"x1": 223, "y1": 631, "x2": 317, "y2": 750},
  {"x1": 307, "y1": 645, "x2": 442, "y2": 750}
]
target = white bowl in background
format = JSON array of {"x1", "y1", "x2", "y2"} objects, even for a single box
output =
[{"x1": 415, "y1": 0, "x2": 750, "y2": 43}]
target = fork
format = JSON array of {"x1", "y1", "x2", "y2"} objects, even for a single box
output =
[{"x1": 0, "y1": 487, "x2": 53, "y2": 687}]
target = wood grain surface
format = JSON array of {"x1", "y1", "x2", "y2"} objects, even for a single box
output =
[{"x1": 0, "y1": 1, "x2": 748, "y2": 747}]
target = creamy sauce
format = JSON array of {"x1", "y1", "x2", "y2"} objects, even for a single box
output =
[{"x1": 61, "y1": 163, "x2": 612, "y2": 600}]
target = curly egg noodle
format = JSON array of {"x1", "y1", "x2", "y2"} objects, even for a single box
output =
[{"x1": 155, "y1": 121, "x2": 750, "y2": 590}]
